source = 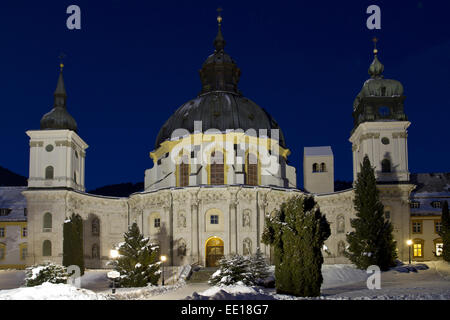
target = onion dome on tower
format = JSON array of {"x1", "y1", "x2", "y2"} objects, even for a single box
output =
[
  {"x1": 155, "y1": 10, "x2": 286, "y2": 149},
  {"x1": 352, "y1": 38, "x2": 407, "y2": 131},
  {"x1": 40, "y1": 63, "x2": 78, "y2": 132}
]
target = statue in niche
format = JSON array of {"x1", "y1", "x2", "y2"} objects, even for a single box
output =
[
  {"x1": 178, "y1": 240, "x2": 187, "y2": 257},
  {"x1": 243, "y1": 211, "x2": 251, "y2": 228},
  {"x1": 337, "y1": 215, "x2": 345, "y2": 234},
  {"x1": 243, "y1": 238, "x2": 252, "y2": 256},
  {"x1": 337, "y1": 241, "x2": 346, "y2": 256},
  {"x1": 178, "y1": 211, "x2": 186, "y2": 228}
]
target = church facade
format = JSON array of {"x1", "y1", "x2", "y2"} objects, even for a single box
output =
[{"x1": 17, "y1": 17, "x2": 446, "y2": 270}]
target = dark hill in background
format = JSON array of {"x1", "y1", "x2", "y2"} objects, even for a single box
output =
[
  {"x1": 88, "y1": 182, "x2": 144, "y2": 197},
  {"x1": 334, "y1": 180, "x2": 353, "y2": 192},
  {"x1": 0, "y1": 165, "x2": 27, "y2": 186}
]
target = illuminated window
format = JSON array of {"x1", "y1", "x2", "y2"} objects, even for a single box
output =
[
  {"x1": 210, "y1": 151, "x2": 224, "y2": 185},
  {"x1": 413, "y1": 240, "x2": 424, "y2": 258},
  {"x1": 154, "y1": 218, "x2": 161, "y2": 228},
  {"x1": 179, "y1": 155, "x2": 189, "y2": 187},
  {"x1": 210, "y1": 215, "x2": 219, "y2": 225},
  {"x1": 435, "y1": 242, "x2": 443, "y2": 257},
  {"x1": 412, "y1": 221, "x2": 422, "y2": 234},
  {"x1": 246, "y1": 153, "x2": 258, "y2": 186}
]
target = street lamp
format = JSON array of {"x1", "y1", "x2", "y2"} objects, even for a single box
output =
[
  {"x1": 406, "y1": 239, "x2": 413, "y2": 265},
  {"x1": 160, "y1": 255, "x2": 167, "y2": 286},
  {"x1": 109, "y1": 249, "x2": 120, "y2": 294}
]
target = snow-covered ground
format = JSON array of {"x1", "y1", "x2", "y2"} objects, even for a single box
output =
[
  {"x1": 1, "y1": 262, "x2": 449, "y2": 300},
  {"x1": 0, "y1": 282, "x2": 105, "y2": 300},
  {"x1": 187, "y1": 262, "x2": 450, "y2": 300}
]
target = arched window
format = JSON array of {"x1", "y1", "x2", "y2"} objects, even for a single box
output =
[
  {"x1": 312, "y1": 163, "x2": 318, "y2": 172},
  {"x1": 210, "y1": 151, "x2": 224, "y2": 185},
  {"x1": 92, "y1": 244, "x2": 100, "y2": 259},
  {"x1": 178, "y1": 155, "x2": 189, "y2": 187},
  {"x1": 43, "y1": 212, "x2": 52, "y2": 232},
  {"x1": 381, "y1": 159, "x2": 391, "y2": 173},
  {"x1": 246, "y1": 153, "x2": 258, "y2": 186},
  {"x1": 92, "y1": 218, "x2": 100, "y2": 236},
  {"x1": 45, "y1": 166, "x2": 54, "y2": 179},
  {"x1": 43, "y1": 240, "x2": 52, "y2": 256},
  {"x1": 320, "y1": 162, "x2": 326, "y2": 172}
]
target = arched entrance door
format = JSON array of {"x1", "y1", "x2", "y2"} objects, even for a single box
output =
[{"x1": 205, "y1": 237, "x2": 224, "y2": 267}]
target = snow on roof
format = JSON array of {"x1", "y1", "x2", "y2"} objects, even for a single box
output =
[
  {"x1": 304, "y1": 146, "x2": 333, "y2": 157},
  {"x1": 0, "y1": 187, "x2": 27, "y2": 222}
]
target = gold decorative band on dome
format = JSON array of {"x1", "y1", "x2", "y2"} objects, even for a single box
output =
[{"x1": 150, "y1": 132, "x2": 291, "y2": 163}]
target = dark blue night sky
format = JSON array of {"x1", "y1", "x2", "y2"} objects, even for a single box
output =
[{"x1": 0, "y1": 1, "x2": 449, "y2": 190}]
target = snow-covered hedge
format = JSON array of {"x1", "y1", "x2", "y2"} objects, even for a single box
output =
[{"x1": 25, "y1": 263, "x2": 70, "y2": 287}]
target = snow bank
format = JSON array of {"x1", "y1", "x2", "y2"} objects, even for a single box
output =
[
  {"x1": 188, "y1": 284, "x2": 275, "y2": 300},
  {"x1": 110, "y1": 280, "x2": 186, "y2": 300},
  {"x1": 321, "y1": 264, "x2": 368, "y2": 289},
  {"x1": 0, "y1": 282, "x2": 104, "y2": 300}
]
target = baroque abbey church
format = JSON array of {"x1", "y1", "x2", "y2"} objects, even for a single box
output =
[{"x1": 2, "y1": 14, "x2": 447, "y2": 270}]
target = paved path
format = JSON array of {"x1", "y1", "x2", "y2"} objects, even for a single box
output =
[
  {"x1": 0, "y1": 271, "x2": 26, "y2": 290},
  {"x1": 147, "y1": 282, "x2": 211, "y2": 300}
]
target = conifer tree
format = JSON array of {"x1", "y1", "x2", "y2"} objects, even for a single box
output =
[
  {"x1": 112, "y1": 222, "x2": 160, "y2": 287},
  {"x1": 439, "y1": 201, "x2": 450, "y2": 262},
  {"x1": 62, "y1": 213, "x2": 85, "y2": 275},
  {"x1": 262, "y1": 195, "x2": 330, "y2": 297},
  {"x1": 249, "y1": 248, "x2": 270, "y2": 284},
  {"x1": 346, "y1": 155, "x2": 397, "y2": 271},
  {"x1": 209, "y1": 254, "x2": 253, "y2": 286}
]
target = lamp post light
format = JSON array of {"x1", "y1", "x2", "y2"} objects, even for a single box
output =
[
  {"x1": 406, "y1": 240, "x2": 413, "y2": 265},
  {"x1": 109, "y1": 249, "x2": 120, "y2": 294},
  {"x1": 160, "y1": 255, "x2": 167, "y2": 286}
]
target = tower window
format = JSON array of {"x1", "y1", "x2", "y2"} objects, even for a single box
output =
[
  {"x1": 179, "y1": 155, "x2": 189, "y2": 187},
  {"x1": 320, "y1": 163, "x2": 326, "y2": 172},
  {"x1": 43, "y1": 212, "x2": 52, "y2": 232},
  {"x1": 381, "y1": 159, "x2": 391, "y2": 173},
  {"x1": 210, "y1": 151, "x2": 224, "y2": 185},
  {"x1": 312, "y1": 163, "x2": 318, "y2": 173},
  {"x1": 246, "y1": 153, "x2": 258, "y2": 186},
  {"x1": 45, "y1": 166, "x2": 54, "y2": 179},
  {"x1": 378, "y1": 106, "x2": 390, "y2": 117}
]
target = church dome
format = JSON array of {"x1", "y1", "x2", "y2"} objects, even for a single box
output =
[
  {"x1": 40, "y1": 67, "x2": 78, "y2": 132},
  {"x1": 155, "y1": 16, "x2": 285, "y2": 149}
]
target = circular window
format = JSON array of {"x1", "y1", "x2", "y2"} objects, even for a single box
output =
[
  {"x1": 45, "y1": 144, "x2": 54, "y2": 152},
  {"x1": 381, "y1": 137, "x2": 390, "y2": 145}
]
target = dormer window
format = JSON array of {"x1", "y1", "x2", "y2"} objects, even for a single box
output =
[
  {"x1": 410, "y1": 201, "x2": 420, "y2": 209},
  {"x1": 0, "y1": 209, "x2": 11, "y2": 216},
  {"x1": 431, "y1": 201, "x2": 442, "y2": 209}
]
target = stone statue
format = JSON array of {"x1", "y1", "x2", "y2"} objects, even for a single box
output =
[
  {"x1": 243, "y1": 238, "x2": 252, "y2": 256},
  {"x1": 178, "y1": 211, "x2": 186, "y2": 228},
  {"x1": 337, "y1": 216, "x2": 345, "y2": 234},
  {"x1": 243, "y1": 211, "x2": 250, "y2": 228},
  {"x1": 178, "y1": 240, "x2": 187, "y2": 257}
]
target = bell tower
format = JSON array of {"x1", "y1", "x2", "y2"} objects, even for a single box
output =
[
  {"x1": 349, "y1": 39, "x2": 410, "y2": 183},
  {"x1": 26, "y1": 63, "x2": 88, "y2": 191}
]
